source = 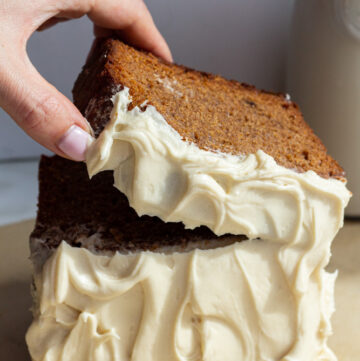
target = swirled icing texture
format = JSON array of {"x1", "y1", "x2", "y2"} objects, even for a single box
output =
[
  {"x1": 86, "y1": 88, "x2": 350, "y2": 242},
  {"x1": 27, "y1": 240, "x2": 337, "y2": 361},
  {"x1": 26, "y1": 88, "x2": 351, "y2": 360}
]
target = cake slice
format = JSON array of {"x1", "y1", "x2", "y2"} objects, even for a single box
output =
[
  {"x1": 26, "y1": 38, "x2": 351, "y2": 361},
  {"x1": 73, "y1": 38, "x2": 343, "y2": 179}
]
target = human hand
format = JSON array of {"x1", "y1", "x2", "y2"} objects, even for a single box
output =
[{"x1": 0, "y1": 0, "x2": 172, "y2": 161}]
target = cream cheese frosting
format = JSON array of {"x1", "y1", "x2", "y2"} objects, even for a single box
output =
[
  {"x1": 27, "y1": 88, "x2": 351, "y2": 361},
  {"x1": 27, "y1": 240, "x2": 337, "y2": 361},
  {"x1": 86, "y1": 88, "x2": 350, "y2": 241}
]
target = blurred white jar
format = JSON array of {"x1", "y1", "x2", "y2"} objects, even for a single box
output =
[{"x1": 287, "y1": 0, "x2": 360, "y2": 215}]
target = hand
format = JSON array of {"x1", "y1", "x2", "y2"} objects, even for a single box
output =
[{"x1": 0, "y1": 0, "x2": 172, "y2": 161}]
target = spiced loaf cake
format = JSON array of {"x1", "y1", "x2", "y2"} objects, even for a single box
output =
[
  {"x1": 26, "y1": 38, "x2": 351, "y2": 361},
  {"x1": 73, "y1": 38, "x2": 343, "y2": 179}
]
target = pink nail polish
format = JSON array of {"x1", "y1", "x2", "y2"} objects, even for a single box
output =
[{"x1": 57, "y1": 125, "x2": 93, "y2": 161}]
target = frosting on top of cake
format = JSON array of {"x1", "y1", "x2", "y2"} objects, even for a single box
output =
[
  {"x1": 86, "y1": 88, "x2": 350, "y2": 241},
  {"x1": 27, "y1": 238, "x2": 337, "y2": 361}
]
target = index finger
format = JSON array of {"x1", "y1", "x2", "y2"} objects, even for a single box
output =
[{"x1": 87, "y1": 0, "x2": 172, "y2": 62}]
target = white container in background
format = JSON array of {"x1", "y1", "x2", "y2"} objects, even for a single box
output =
[{"x1": 287, "y1": 0, "x2": 360, "y2": 215}]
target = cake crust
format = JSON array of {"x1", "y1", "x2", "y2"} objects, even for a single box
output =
[{"x1": 73, "y1": 38, "x2": 344, "y2": 179}]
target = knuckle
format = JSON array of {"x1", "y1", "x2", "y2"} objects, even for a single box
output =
[
  {"x1": 134, "y1": 0, "x2": 147, "y2": 18},
  {"x1": 118, "y1": 0, "x2": 146, "y2": 24},
  {"x1": 22, "y1": 94, "x2": 62, "y2": 133},
  {"x1": 58, "y1": 0, "x2": 95, "y2": 15}
]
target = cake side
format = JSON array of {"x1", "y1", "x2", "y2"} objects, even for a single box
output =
[{"x1": 73, "y1": 38, "x2": 344, "y2": 179}]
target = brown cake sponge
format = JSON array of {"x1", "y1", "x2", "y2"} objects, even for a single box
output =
[{"x1": 73, "y1": 38, "x2": 344, "y2": 179}]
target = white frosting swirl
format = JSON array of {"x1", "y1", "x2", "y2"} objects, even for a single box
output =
[
  {"x1": 86, "y1": 88, "x2": 350, "y2": 242},
  {"x1": 27, "y1": 240, "x2": 338, "y2": 361}
]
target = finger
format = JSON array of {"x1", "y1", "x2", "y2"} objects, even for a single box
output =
[
  {"x1": 29, "y1": 0, "x2": 172, "y2": 61},
  {"x1": 87, "y1": 0, "x2": 172, "y2": 62},
  {"x1": 37, "y1": 17, "x2": 70, "y2": 32},
  {"x1": 0, "y1": 55, "x2": 93, "y2": 161}
]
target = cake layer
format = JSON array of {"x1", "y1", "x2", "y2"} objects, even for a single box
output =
[
  {"x1": 31, "y1": 156, "x2": 244, "y2": 253},
  {"x1": 73, "y1": 38, "x2": 344, "y2": 179},
  {"x1": 86, "y1": 87, "x2": 350, "y2": 238}
]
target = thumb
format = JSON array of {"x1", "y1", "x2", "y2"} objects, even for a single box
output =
[{"x1": 0, "y1": 55, "x2": 93, "y2": 161}]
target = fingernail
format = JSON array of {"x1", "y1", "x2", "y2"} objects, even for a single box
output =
[{"x1": 57, "y1": 125, "x2": 94, "y2": 161}]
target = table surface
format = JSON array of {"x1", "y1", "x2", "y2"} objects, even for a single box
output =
[{"x1": 0, "y1": 220, "x2": 359, "y2": 361}]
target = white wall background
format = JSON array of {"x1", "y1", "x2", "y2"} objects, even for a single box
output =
[{"x1": 0, "y1": 0, "x2": 295, "y2": 160}]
